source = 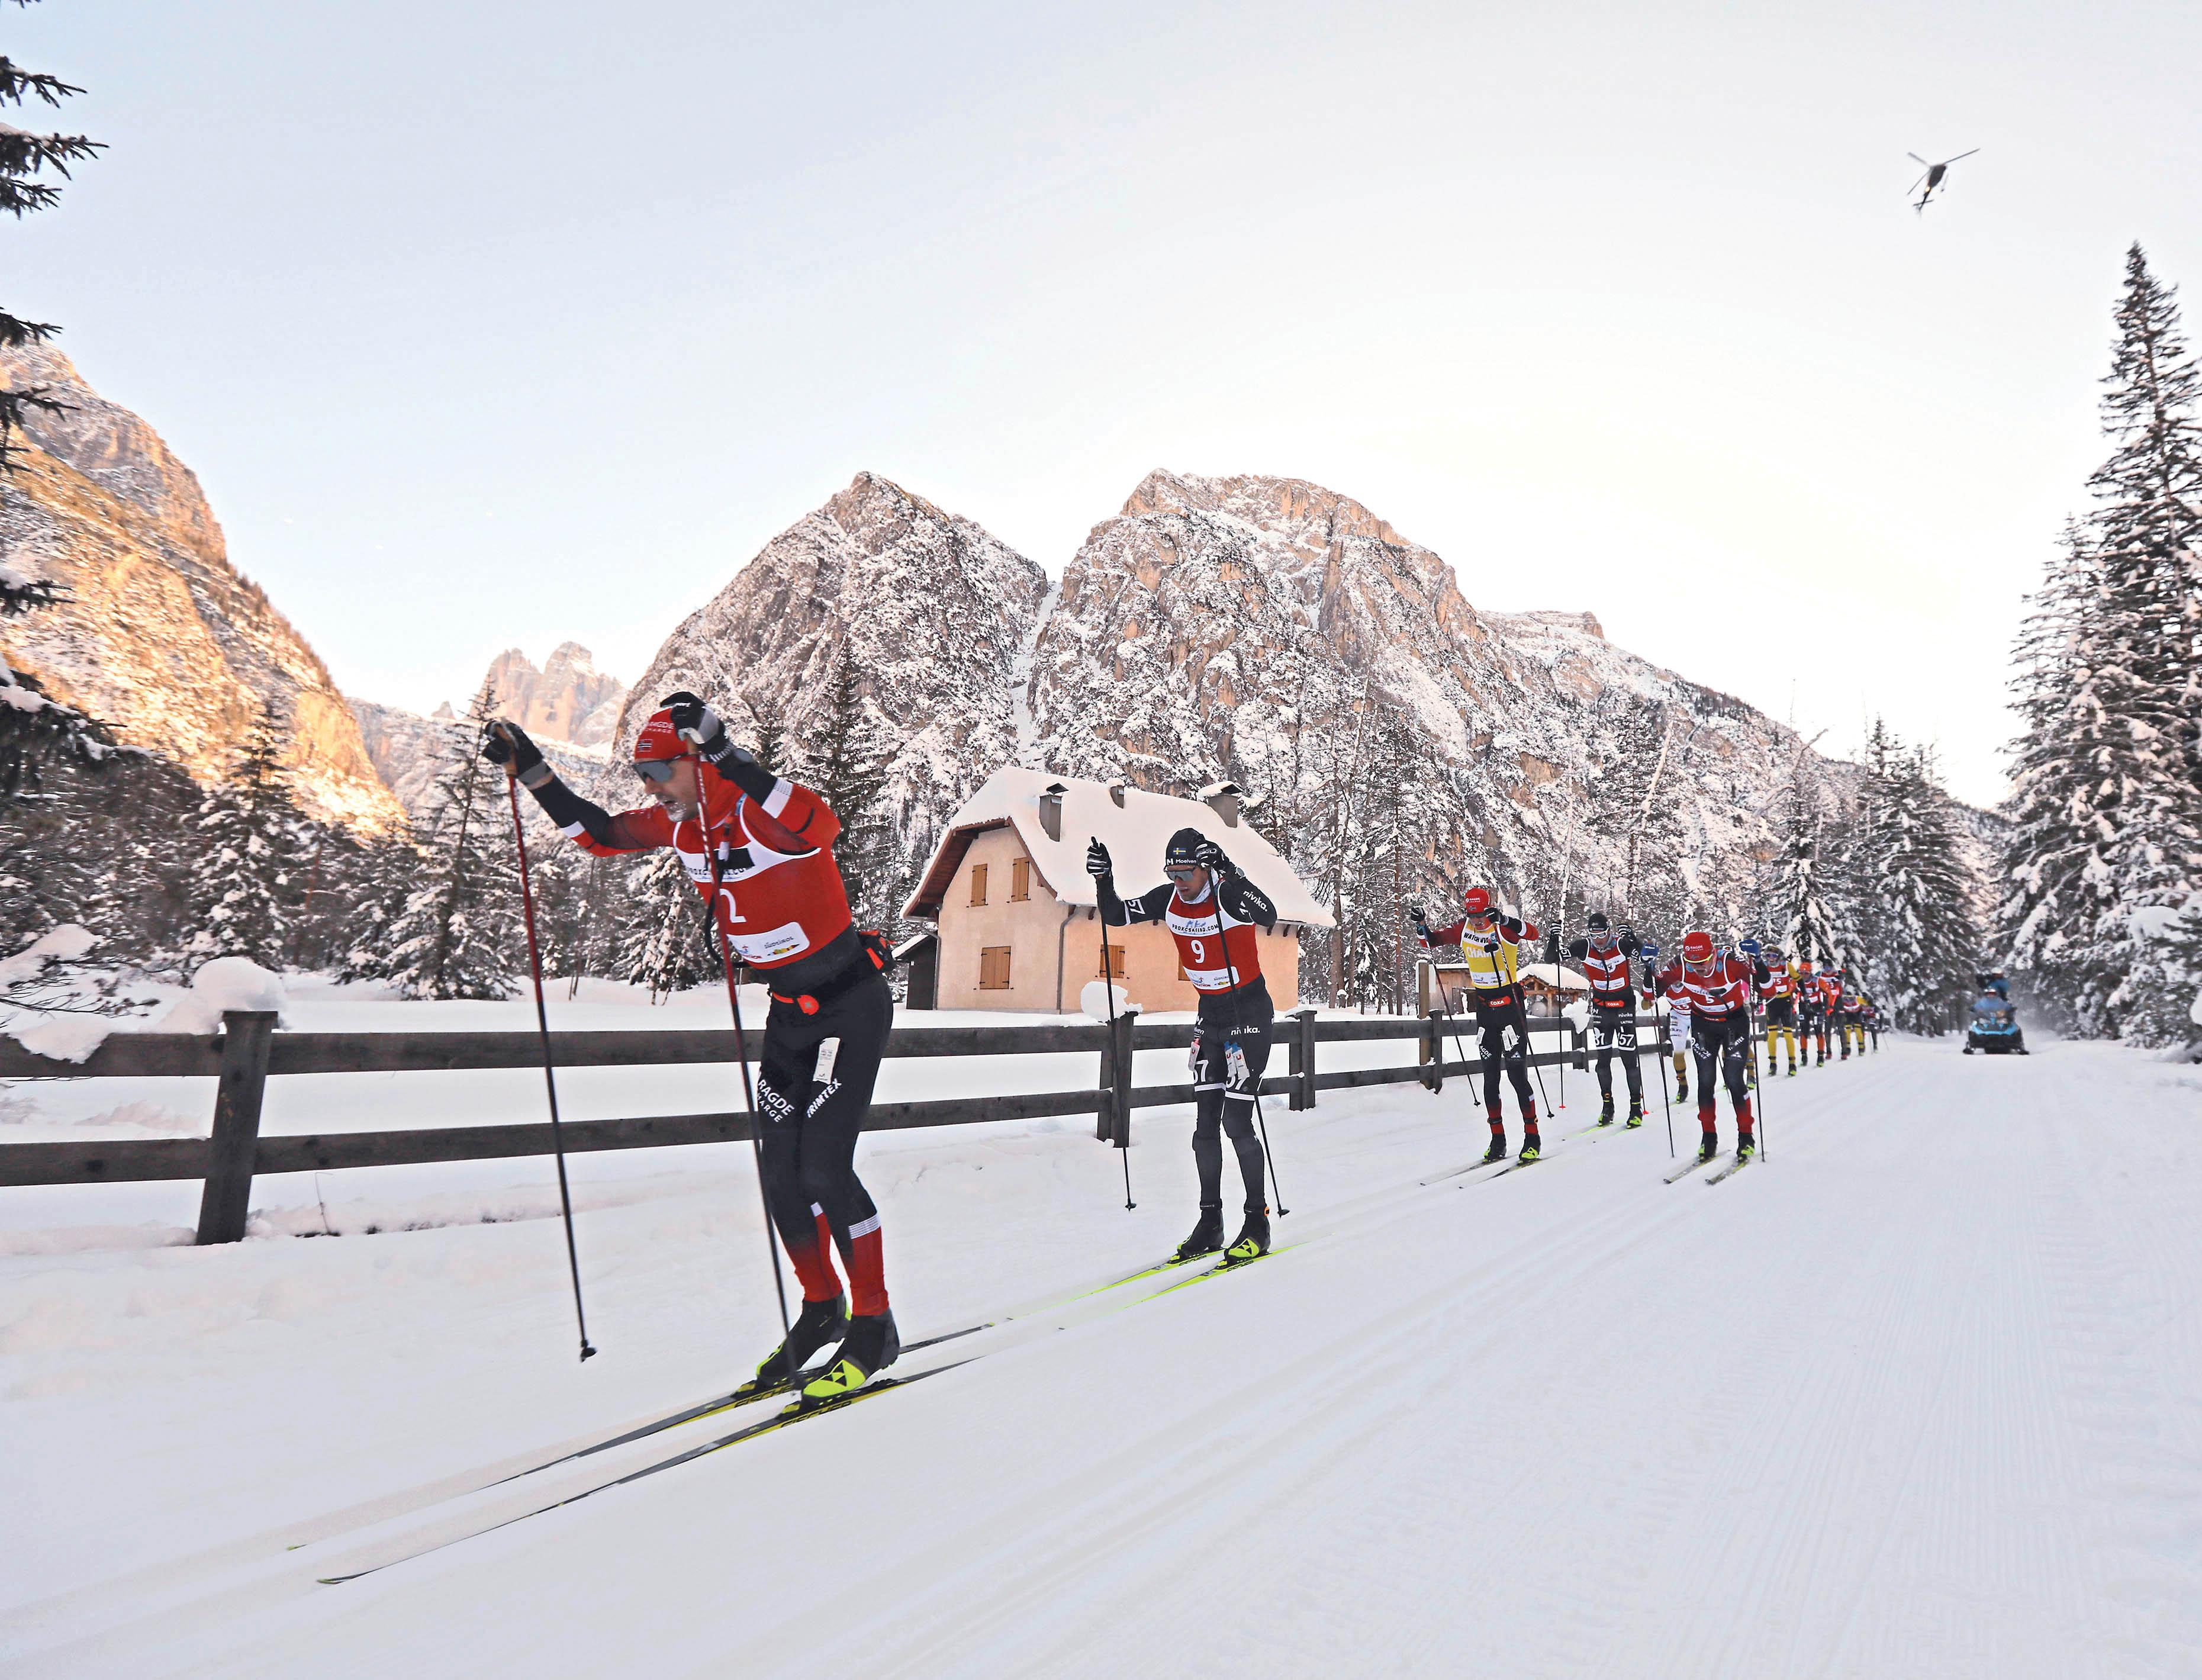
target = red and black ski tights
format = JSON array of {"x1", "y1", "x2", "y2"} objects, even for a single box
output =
[
  {"x1": 754, "y1": 971, "x2": 893, "y2": 1317},
  {"x1": 1689, "y1": 1010, "x2": 1754, "y2": 1139}
]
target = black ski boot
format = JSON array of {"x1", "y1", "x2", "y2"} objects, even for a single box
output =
[
  {"x1": 799, "y1": 1308, "x2": 900, "y2": 1407},
  {"x1": 1518, "y1": 1129, "x2": 1543, "y2": 1164},
  {"x1": 1599, "y1": 1095, "x2": 1615, "y2": 1127},
  {"x1": 1737, "y1": 1133, "x2": 1757, "y2": 1162},
  {"x1": 1480, "y1": 1127, "x2": 1509, "y2": 1165},
  {"x1": 1675, "y1": 1074, "x2": 1690, "y2": 1103},
  {"x1": 1174, "y1": 1202, "x2": 1225, "y2": 1264},
  {"x1": 738, "y1": 1291, "x2": 848, "y2": 1399},
  {"x1": 1625, "y1": 1097, "x2": 1646, "y2": 1128},
  {"x1": 1697, "y1": 1133, "x2": 1720, "y2": 1164},
  {"x1": 1224, "y1": 1206, "x2": 1271, "y2": 1263}
]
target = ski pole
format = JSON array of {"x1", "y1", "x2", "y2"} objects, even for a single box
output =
[
  {"x1": 503, "y1": 768, "x2": 597, "y2": 1363},
  {"x1": 1216, "y1": 899, "x2": 1287, "y2": 1216},
  {"x1": 692, "y1": 752, "x2": 791, "y2": 1337},
  {"x1": 1642, "y1": 943, "x2": 1675, "y2": 1158},
  {"x1": 1097, "y1": 920, "x2": 1134, "y2": 1209}
]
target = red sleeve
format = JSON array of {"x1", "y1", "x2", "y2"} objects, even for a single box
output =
[
  {"x1": 572, "y1": 802, "x2": 675, "y2": 857},
  {"x1": 1422, "y1": 919, "x2": 1466, "y2": 946},
  {"x1": 746, "y1": 777, "x2": 841, "y2": 852}
]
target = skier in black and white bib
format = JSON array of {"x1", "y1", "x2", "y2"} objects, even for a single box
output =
[
  {"x1": 1556, "y1": 912, "x2": 1645, "y2": 1127},
  {"x1": 1088, "y1": 827, "x2": 1280, "y2": 1264}
]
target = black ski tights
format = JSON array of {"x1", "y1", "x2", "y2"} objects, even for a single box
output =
[
  {"x1": 1192, "y1": 986, "x2": 1273, "y2": 1210},
  {"x1": 1474, "y1": 992, "x2": 1538, "y2": 1116},
  {"x1": 1688, "y1": 1010, "x2": 1753, "y2": 1124},
  {"x1": 1589, "y1": 1005, "x2": 1643, "y2": 1103}
]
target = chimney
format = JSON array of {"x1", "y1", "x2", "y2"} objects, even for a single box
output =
[
  {"x1": 1038, "y1": 781, "x2": 1067, "y2": 842},
  {"x1": 1105, "y1": 777, "x2": 1127, "y2": 809},
  {"x1": 1199, "y1": 781, "x2": 1242, "y2": 829}
]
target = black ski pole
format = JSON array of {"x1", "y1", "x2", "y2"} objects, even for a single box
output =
[
  {"x1": 1642, "y1": 942, "x2": 1675, "y2": 1158},
  {"x1": 503, "y1": 768, "x2": 596, "y2": 1362},
  {"x1": 693, "y1": 751, "x2": 791, "y2": 1337},
  {"x1": 1097, "y1": 917, "x2": 1134, "y2": 1209},
  {"x1": 1740, "y1": 940, "x2": 1770, "y2": 1161},
  {"x1": 1216, "y1": 896, "x2": 1287, "y2": 1216}
]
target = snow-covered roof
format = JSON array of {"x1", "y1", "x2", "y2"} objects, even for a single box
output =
[{"x1": 904, "y1": 767, "x2": 1334, "y2": 929}]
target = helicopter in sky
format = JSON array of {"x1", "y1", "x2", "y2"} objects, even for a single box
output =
[{"x1": 1907, "y1": 149, "x2": 1979, "y2": 213}]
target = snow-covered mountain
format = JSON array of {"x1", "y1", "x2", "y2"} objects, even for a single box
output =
[
  {"x1": 625, "y1": 466, "x2": 1844, "y2": 923},
  {"x1": 616, "y1": 471, "x2": 1051, "y2": 855},
  {"x1": 0, "y1": 345, "x2": 405, "y2": 832},
  {"x1": 482, "y1": 642, "x2": 625, "y2": 749}
]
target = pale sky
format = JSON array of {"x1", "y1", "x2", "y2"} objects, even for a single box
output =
[{"x1": 14, "y1": 0, "x2": 2202, "y2": 807}]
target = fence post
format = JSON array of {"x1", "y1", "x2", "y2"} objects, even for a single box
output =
[
  {"x1": 1292, "y1": 1007, "x2": 1318, "y2": 1111},
  {"x1": 1110, "y1": 1008, "x2": 1137, "y2": 1148},
  {"x1": 197, "y1": 1009, "x2": 276, "y2": 1245},
  {"x1": 1423, "y1": 1010, "x2": 1443, "y2": 1092}
]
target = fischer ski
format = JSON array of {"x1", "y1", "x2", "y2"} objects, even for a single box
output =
[
  {"x1": 319, "y1": 1359, "x2": 979, "y2": 1585},
  {"x1": 1705, "y1": 1153, "x2": 1756, "y2": 1185},
  {"x1": 1664, "y1": 1151, "x2": 1725, "y2": 1184}
]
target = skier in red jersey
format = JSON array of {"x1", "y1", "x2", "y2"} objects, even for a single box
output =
[
  {"x1": 1088, "y1": 828, "x2": 1280, "y2": 1264},
  {"x1": 484, "y1": 694, "x2": 899, "y2": 1405},
  {"x1": 1554, "y1": 910, "x2": 1645, "y2": 1127},
  {"x1": 1650, "y1": 929, "x2": 1758, "y2": 1164},
  {"x1": 1413, "y1": 887, "x2": 1543, "y2": 1164}
]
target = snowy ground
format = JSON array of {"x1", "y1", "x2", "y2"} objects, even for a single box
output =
[{"x1": 4, "y1": 1021, "x2": 2201, "y2": 1677}]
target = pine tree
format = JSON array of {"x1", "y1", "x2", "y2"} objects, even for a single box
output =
[
  {"x1": 792, "y1": 648, "x2": 899, "y2": 928},
  {"x1": 2002, "y1": 246, "x2": 2202, "y2": 1042},
  {"x1": 1856, "y1": 725, "x2": 1982, "y2": 1033},
  {"x1": 184, "y1": 700, "x2": 300, "y2": 970},
  {"x1": 1, "y1": 9, "x2": 104, "y2": 475},
  {"x1": 1588, "y1": 699, "x2": 1689, "y2": 941},
  {"x1": 616, "y1": 847, "x2": 717, "y2": 999},
  {"x1": 368, "y1": 681, "x2": 517, "y2": 1000}
]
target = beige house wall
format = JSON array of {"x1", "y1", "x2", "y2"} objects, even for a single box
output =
[{"x1": 933, "y1": 826, "x2": 1303, "y2": 1013}]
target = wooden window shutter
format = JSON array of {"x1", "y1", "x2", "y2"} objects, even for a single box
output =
[
  {"x1": 979, "y1": 946, "x2": 1012, "y2": 989},
  {"x1": 1010, "y1": 857, "x2": 1031, "y2": 901},
  {"x1": 1097, "y1": 944, "x2": 1126, "y2": 981},
  {"x1": 969, "y1": 863, "x2": 987, "y2": 906}
]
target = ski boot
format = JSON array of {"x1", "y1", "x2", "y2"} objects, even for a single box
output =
[
  {"x1": 1480, "y1": 1116, "x2": 1508, "y2": 1164},
  {"x1": 1173, "y1": 1202, "x2": 1225, "y2": 1264},
  {"x1": 1737, "y1": 1134, "x2": 1757, "y2": 1163},
  {"x1": 1675, "y1": 1077, "x2": 1689, "y2": 1104},
  {"x1": 1625, "y1": 1097, "x2": 1646, "y2": 1128},
  {"x1": 1224, "y1": 1206, "x2": 1271, "y2": 1263},
  {"x1": 738, "y1": 1291, "x2": 848, "y2": 1399},
  {"x1": 1598, "y1": 1095, "x2": 1615, "y2": 1127},
  {"x1": 1518, "y1": 1131, "x2": 1543, "y2": 1164},
  {"x1": 797, "y1": 1308, "x2": 900, "y2": 1408},
  {"x1": 1697, "y1": 1133, "x2": 1720, "y2": 1164}
]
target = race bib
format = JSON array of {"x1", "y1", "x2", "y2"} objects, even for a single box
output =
[{"x1": 727, "y1": 920, "x2": 809, "y2": 963}]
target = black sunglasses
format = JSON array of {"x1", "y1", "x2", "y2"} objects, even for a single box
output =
[{"x1": 633, "y1": 758, "x2": 683, "y2": 784}]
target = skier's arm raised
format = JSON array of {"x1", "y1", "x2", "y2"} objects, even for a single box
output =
[
  {"x1": 1086, "y1": 839, "x2": 1173, "y2": 926},
  {"x1": 484, "y1": 721, "x2": 672, "y2": 854}
]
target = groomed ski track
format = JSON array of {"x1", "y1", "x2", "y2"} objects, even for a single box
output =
[{"x1": 7, "y1": 1037, "x2": 2201, "y2": 1678}]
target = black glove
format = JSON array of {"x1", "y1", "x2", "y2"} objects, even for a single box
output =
[
  {"x1": 1086, "y1": 838, "x2": 1112, "y2": 878},
  {"x1": 659, "y1": 690, "x2": 765, "y2": 779},
  {"x1": 1618, "y1": 921, "x2": 1634, "y2": 942},
  {"x1": 1191, "y1": 837, "x2": 1235, "y2": 874},
  {"x1": 1408, "y1": 902, "x2": 1429, "y2": 929},
  {"x1": 1543, "y1": 932, "x2": 1561, "y2": 965},
  {"x1": 479, "y1": 720, "x2": 545, "y2": 778}
]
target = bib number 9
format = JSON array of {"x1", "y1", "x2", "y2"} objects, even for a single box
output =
[{"x1": 1189, "y1": 938, "x2": 1206, "y2": 964}]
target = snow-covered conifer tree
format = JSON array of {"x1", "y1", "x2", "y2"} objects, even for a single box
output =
[
  {"x1": 1856, "y1": 725, "x2": 1981, "y2": 1033},
  {"x1": 369, "y1": 681, "x2": 517, "y2": 1000},
  {"x1": 184, "y1": 699, "x2": 300, "y2": 970},
  {"x1": 617, "y1": 847, "x2": 716, "y2": 999},
  {"x1": 2002, "y1": 245, "x2": 2202, "y2": 1041}
]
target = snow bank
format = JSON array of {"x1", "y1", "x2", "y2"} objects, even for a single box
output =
[
  {"x1": 0, "y1": 924, "x2": 99, "y2": 985},
  {"x1": 1079, "y1": 980, "x2": 1132, "y2": 1022}
]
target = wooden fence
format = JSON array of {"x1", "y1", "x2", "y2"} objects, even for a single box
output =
[{"x1": 0, "y1": 1006, "x2": 1637, "y2": 1244}]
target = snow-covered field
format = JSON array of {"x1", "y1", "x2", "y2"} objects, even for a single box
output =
[{"x1": 4, "y1": 1018, "x2": 2200, "y2": 1677}]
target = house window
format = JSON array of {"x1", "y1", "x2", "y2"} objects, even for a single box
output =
[
  {"x1": 1098, "y1": 945, "x2": 1126, "y2": 981},
  {"x1": 1010, "y1": 857, "x2": 1031, "y2": 901},
  {"x1": 969, "y1": 863, "x2": 988, "y2": 906},
  {"x1": 979, "y1": 946, "x2": 1012, "y2": 990}
]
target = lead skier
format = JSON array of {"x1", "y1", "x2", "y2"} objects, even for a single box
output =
[
  {"x1": 1555, "y1": 912, "x2": 1645, "y2": 1126},
  {"x1": 1087, "y1": 828, "x2": 1279, "y2": 1264},
  {"x1": 1650, "y1": 930, "x2": 1758, "y2": 1164},
  {"x1": 484, "y1": 696, "x2": 899, "y2": 1406},
  {"x1": 1414, "y1": 889, "x2": 1543, "y2": 1163}
]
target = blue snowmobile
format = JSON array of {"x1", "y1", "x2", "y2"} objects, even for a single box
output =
[{"x1": 1963, "y1": 973, "x2": 2026, "y2": 1054}]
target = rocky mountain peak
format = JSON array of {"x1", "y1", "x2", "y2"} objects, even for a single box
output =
[
  {"x1": 0, "y1": 345, "x2": 404, "y2": 833},
  {"x1": 482, "y1": 642, "x2": 624, "y2": 746}
]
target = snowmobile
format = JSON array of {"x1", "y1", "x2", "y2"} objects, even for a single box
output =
[{"x1": 1963, "y1": 992, "x2": 2027, "y2": 1055}]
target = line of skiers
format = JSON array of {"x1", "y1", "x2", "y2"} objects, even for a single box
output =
[
  {"x1": 1409, "y1": 893, "x2": 1880, "y2": 1170},
  {"x1": 482, "y1": 691, "x2": 1881, "y2": 1409}
]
